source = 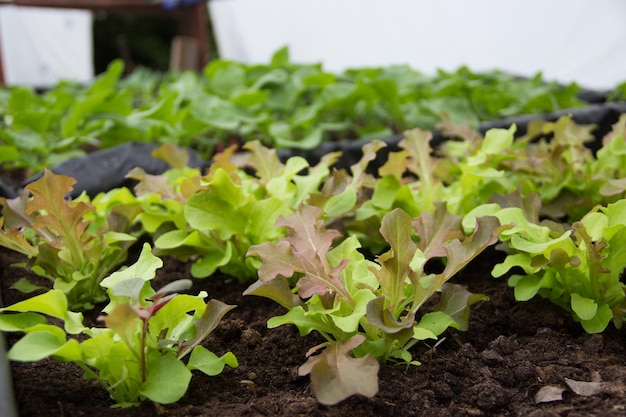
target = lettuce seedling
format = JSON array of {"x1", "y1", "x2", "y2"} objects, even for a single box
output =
[
  {"x1": 354, "y1": 125, "x2": 523, "y2": 247},
  {"x1": 355, "y1": 128, "x2": 442, "y2": 226},
  {"x1": 444, "y1": 115, "x2": 626, "y2": 221},
  {"x1": 466, "y1": 195, "x2": 626, "y2": 333},
  {"x1": 356, "y1": 115, "x2": 626, "y2": 244},
  {"x1": 133, "y1": 141, "x2": 338, "y2": 282},
  {"x1": 245, "y1": 204, "x2": 500, "y2": 405},
  {"x1": 0, "y1": 52, "x2": 585, "y2": 178},
  {"x1": 592, "y1": 114, "x2": 626, "y2": 199},
  {"x1": 0, "y1": 243, "x2": 237, "y2": 407},
  {"x1": 0, "y1": 169, "x2": 141, "y2": 310}
]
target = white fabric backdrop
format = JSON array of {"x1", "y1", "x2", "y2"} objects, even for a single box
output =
[
  {"x1": 209, "y1": 0, "x2": 626, "y2": 90},
  {"x1": 0, "y1": 5, "x2": 93, "y2": 88}
]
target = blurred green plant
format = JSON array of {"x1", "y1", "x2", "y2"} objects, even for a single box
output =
[{"x1": 0, "y1": 47, "x2": 588, "y2": 176}]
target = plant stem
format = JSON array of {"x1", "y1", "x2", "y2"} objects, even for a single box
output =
[{"x1": 141, "y1": 320, "x2": 148, "y2": 383}]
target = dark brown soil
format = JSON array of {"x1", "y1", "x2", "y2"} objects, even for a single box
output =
[{"x1": 1, "y1": 246, "x2": 625, "y2": 417}]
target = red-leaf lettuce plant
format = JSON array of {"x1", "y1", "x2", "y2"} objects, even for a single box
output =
[
  {"x1": 0, "y1": 243, "x2": 237, "y2": 407},
  {"x1": 0, "y1": 169, "x2": 141, "y2": 310},
  {"x1": 245, "y1": 204, "x2": 501, "y2": 405}
]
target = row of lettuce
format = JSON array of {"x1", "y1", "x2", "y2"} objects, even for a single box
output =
[
  {"x1": 0, "y1": 46, "x2": 606, "y2": 177},
  {"x1": 1, "y1": 115, "x2": 625, "y2": 407}
]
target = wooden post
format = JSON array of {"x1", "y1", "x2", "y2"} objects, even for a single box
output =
[{"x1": 178, "y1": 1, "x2": 209, "y2": 68}]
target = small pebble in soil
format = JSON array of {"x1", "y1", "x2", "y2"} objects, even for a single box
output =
[{"x1": 480, "y1": 349, "x2": 504, "y2": 365}]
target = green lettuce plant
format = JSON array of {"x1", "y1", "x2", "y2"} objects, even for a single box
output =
[
  {"x1": 347, "y1": 125, "x2": 522, "y2": 252},
  {"x1": 0, "y1": 47, "x2": 587, "y2": 176},
  {"x1": 131, "y1": 141, "x2": 338, "y2": 281},
  {"x1": 0, "y1": 83, "x2": 87, "y2": 175},
  {"x1": 198, "y1": 47, "x2": 584, "y2": 150},
  {"x1": 245, "y1": 204, "x2": 501, "y2": 404},
  {"x1": 355, "y1": 114, "x2": 626, "y2": 240},
  {"x1": 0, "y1": 243, "x2": 237, "y2": 407},
  {"x1": 465, "y1": 194, "x2": 626, "y2": 333},
  {"x1": 439, "y1": 114, "x2": 626, "y2": 221},
  {"x1": 0, "y1": 60, "x2": 136, "y2": 174},
  {"x1": 0, "y1": 169, "x2": 141, "y2": 310}
]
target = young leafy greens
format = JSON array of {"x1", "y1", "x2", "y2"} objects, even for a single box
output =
[
  {"x1": 465, "y1": 193, "x2": 626, "y2": 334},
  {"x1": 2, "y1": 110, "x2": 626, "y2": 408},
  {"x1": 245, "y1": 204, "x2": 502, "y2": 405},
  {"x1": 0, "y1": 47, "x2": 588, "y2": 175},
  {"x1": 0, "y1": 169, "x2": 141, "y2": 310},
  {"x1": 131, "y1": 141, "x2": 338, "y2": 282},
  {"x1": 0, "y1": 243, "x2": 237, "y2": 407}
]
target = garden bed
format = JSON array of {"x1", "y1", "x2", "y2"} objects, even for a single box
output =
[
  {"x1": 2, "y1": 97, "x2": 626, "y2": 416},
  {"x1": 2, "y1": 246, "x2": 625, "y2": 417}
]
